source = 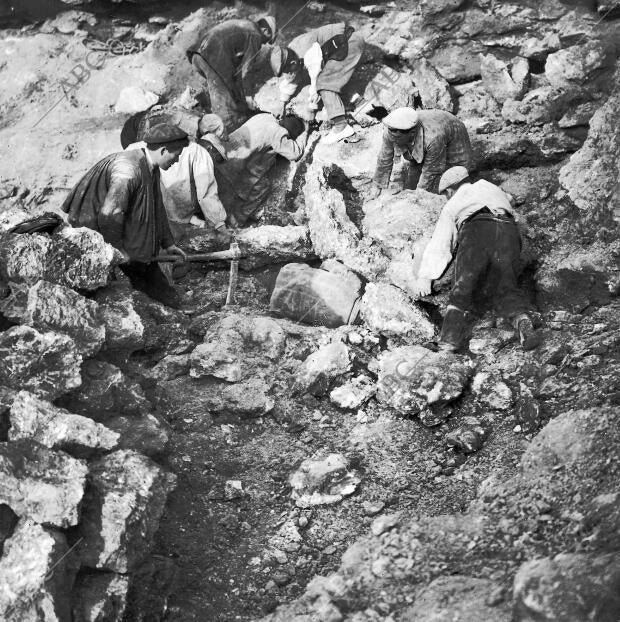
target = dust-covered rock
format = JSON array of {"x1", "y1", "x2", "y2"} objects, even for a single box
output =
[
  {"x1": 295, "y1": 340, "x2": 352, "y2": 396},
  {"x1": 480, "y1": 53, "x2": 530, "y2": 103},
  {"x1": 106, "y1": 414, "x2": 170, "y2": 457},
  {"x1": 471, "y1": 372, "x2": 513, "y2": 410},
  {"x1": 95, "y1": 285, "x2": 146, "y2": 352},
  {"x1": 330, "y1": 375, "x2": 376, "y2": 410},
  {"x1": 236, "y1": 225, "x2": 314, "y2": 270}
]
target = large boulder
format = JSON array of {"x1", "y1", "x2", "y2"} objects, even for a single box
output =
[
  {"x1": 0, "y1": 280, "x2": 105, "y2": 356},
  {"x1": 7, "y1": 391, "x2": 118, "y2": 455},
  {"x1": 79, "y1": 450, "x2": 176, "y2": 573},
  {"x1": 72, "y1": 572, "x2": 129, "y2": 622},
  {"x1": 375, "y1": 345, "x2": 474, "y2": 415},
  {"x1": 501, "y1": 87, "x2": 569, "y2": 125},
  {"x1": 95, "y1": 285, "x2": 146, "y2": 352},
  {"x1": 295, "y1": 341, "x2": 352, "y2": 396},
  {"x1": 0, "y1": 326, "x2": 82, "y2": 400},
  {"x1": 0, "y1": 439, "x2": 87, "y2": 527},
  {"x1": 0, "y1": 519, "x2": 74, "y2": 622},
  {"x1": 106, "y1": 414, "x2": 170, "y2": 458},
  {"x1": 237, "y1": 225, "x2": 315, "y2": 270},
  {"x1": 480, "y1": 54, "x2": 530, "y2": 103}
]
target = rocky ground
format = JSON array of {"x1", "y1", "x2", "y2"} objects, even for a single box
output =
[{"x1": 0, "y1": 0, "x2": 619, "y2": 621}]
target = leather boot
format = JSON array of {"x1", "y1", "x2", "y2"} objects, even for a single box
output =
[{"x1": 439, "y1": 305, "x2": 469, "y2": 352}]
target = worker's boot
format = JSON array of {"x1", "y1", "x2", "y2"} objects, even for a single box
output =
[
  {"x1": 515, "y1": 313, "x2": 542, "y2": 351},
  {"x1": 438, "y1": 305, "x2": 470, "y2": 353}
]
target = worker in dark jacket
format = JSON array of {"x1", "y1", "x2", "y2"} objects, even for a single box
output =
[
  {"x1": 187, "y1": 16, "x2": 276, "y2": 132},
  {"x1": 270, "y1": 23, "x2": 364, "y2": 144},
  {"x1": 372, "y1": 107, "x2": 473, "y2": 196},
  {"x1": 62, "y1": 118, "x2": 189, "y2": 308},
  {"x1": 414, "y1": 166, "x2": 540, "y2": 352}
]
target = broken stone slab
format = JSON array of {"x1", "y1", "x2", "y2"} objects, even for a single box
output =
[
  {"x1": 320, "y1": 259, "x2": 363, "y2": 289},
  {"x1": 501, "y1": 87, "x2": 569, "y2": 126},
  {"x1": 513, "y1": 552, "x2": 620, "y2": 622},
  {"x1": 295, "y1": 340, "x2": 352, "y2": 396},
  {"x1": 0, "y1": 439, "x2": 87, "y2": 527},
  {"x1": 0, "y1": 519, "x2": 74, "y2": 622},
  {"x1": 72, "y1": 572, "x2": 129, "y2": 622},
  {"x1": 95, "y1": 284, "x2": 145, "y2": 352},
  {"x1": 290, "y1": 453, "x2": 361, "y2": 508},
  {"x1": 0, "y1": 280, "x2": 105, "y2": 356},
  {"x1": 0, "y1": 325, "x2": 82, "y2": 400},
  {"x1": 58, "y1": 360, "x2": 150, "y2": 423},
  {"x1": 375, "y1": 345, "x2": 474, "y2": 415},
  {"x1": 106, "y1": 414, "x2": 170, "y2": 458},
  {"x1": 114, "y1": 86, "x2": 159, "y2": 114},
  {"x1": 480, "y1": 53, "x2": 529, "y2": 103},
  {"x1": 236, "y1": 225, "x2": 315, "y2": 270},
  {"x1": 558, "y1": 101, "x2": 599, "y2": 128},
  {"x1": 362, "y1": 189, "x2": 446, "y2": 258},
  {"x1": 79, "y1": 449, "x2": 177, "y2": 573},
  {"x1": 270, "y1": 263, "x2": 363, "y2": 329},
  {"x1": 359, "y1": 283, "x2": 436, "y2": 342},
  {"x1": 190, "y1": 313, "x2": 286, "y2": 382},
  {"x1": 147, "y1": 353, "x2": 191, "y2": 381},
  {"x1": 471, "y1": 372, "x2": 513, "y2": 411},
  {"x1": 197, "y1": 377, "x2": 275, "y2": 418},
  {"x1": 8, "y1": 390, "x2": 119, "y2": 456},
  {"x1": 330, "y1": 375, "x2": 376, "y2": 410}
]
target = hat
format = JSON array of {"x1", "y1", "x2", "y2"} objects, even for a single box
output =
[
  {"x1": 438, "y1": 166, "x2": 470, "y2": 193},
  {"x1": 382, "y1": 107, "x2": 419, "y2": 130},
  {"x1": 270, "y1": 46, "x2": 287, "y2": 77},
  {"x1": 142, "y1": 114, "x2": 188, "y2": 144},
  {"x1": 256, "y1": 15, "x2": 277, "y2": 42},
  {"x1": 202, "y1": 133, "x2": 228, "y2": 160},
  {"x1": 198, "y1": 113, "x2": 226, "y2": 140}
]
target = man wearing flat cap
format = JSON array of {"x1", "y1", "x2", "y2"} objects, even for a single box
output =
[
  {"x1": 372, "y1": 107, "x2": 473, "y2": 196},
  {"x1": 187, "y1": 16, "x2": 277, "y2": 132},
  {"x1": 62, "y1": 118, "x2": 189, "y2": 308}
]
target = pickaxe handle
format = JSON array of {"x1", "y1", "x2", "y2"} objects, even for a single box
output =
[{"x1": 154, "y1": 247, "x2": 242, "y2": 263}]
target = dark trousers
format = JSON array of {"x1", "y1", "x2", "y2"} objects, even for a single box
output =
[{"x1": 120, "y1": 262, "x2": 180, "y2": 308}]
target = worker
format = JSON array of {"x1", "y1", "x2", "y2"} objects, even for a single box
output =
[
  {"x1": 62, "y1": 118, "x2": 188, "y2": 308},
  {"x1": 187, "y1": 16, "x2": 277, "y2": 132},
  {"x1": 413, "y1": 166, "x2": 541, "y2": 352},
  {"x1": 270, "y1": 23, "x2": 364, "y2": 144},
  {"x1": 216, "y1": 113, "x2": 309, "y2": 226},
  {"x1": 372, "y1": 107, "x2": 473, "y2": 196}
]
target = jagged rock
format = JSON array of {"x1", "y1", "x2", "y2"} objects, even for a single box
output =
[
  {"x1": 363, "y1": 67, "x2": 417, "y2": 111},
  {"x1": 72, "y1": 572, "x2": 129, "y2": 622},
  {"x1": 40, "y1": 10, "x2": 97, "y2": 34},
  {"x1": 515, "y1": 382, "x2": 541, "y2": 434},
  {"x1": 58, "y1": 360, "x2": 150, "y2": 423},
  {"x1": 320, "y1": 259, "x2": 363, "y2": 289},
  {"x1": 471, "y1": 372, "x2": 513, "y2": 410},
  {"x1": 147, "y1": 353, "x2": 191, "y2": 381},
  {"x1": 406, "y1": 575, "x2": 510, "y2": 621},
  {"x1": 79, "y1": 450, "x2": 176, "y2": 573},
  {"x1": 375, "y1": 345, "x2": 474, "y2": 415},
  {"x1": 411, "y1": 58, "x2": 455, "y2": 112},
  {"x1": 114, "y1": 86, "x2": 159, "y2": 114},
  {"x1": 8, "y1": 390, "x2": 118, "y2": 455},
  {"x1": 0, "y1": 206, "x2": 36, "y2": 232},
  {"x1": 558, "y1": 101, "x2": 599, "y2": 128},
  {"x1": 106, "y1": 414, "x2": 170, "y2": 457},
  {"x1": 559, "y1": 93, "x2": 619, "y2": 217},
  {"x1": 362, "y1": 189, "x2": 446, "y2": 258},
  {"x1": 456, "y1": 80, "x2": 504, "y2": 134},
  {"x1": 446, "y1": 417, "x2": 488, "y2": 453},
  {"x1": 513, "y1": 552, "x2": 620, "y2": 622},
  {"x1": 501, "y1": 87, "x2": 568, "y2": 125},
  {"x1": 480, "y1": 54, "x2": 529, "y2": 103},
  {"x1": 0, "y1": 233, "x2": 52, "y2": 284},
  {"x1": 95, "y1": 285, "x2": 145, "y2": 351},
  {"x1": 0, "y1": 280, "x2": 105, "y2": 356},
  {"x1": 0, "y1": 326, "x2": 82, "y2": 399},
  {"x1": 190, "y1": 313, "x2": 286, "y2": 381},
  {"x1": 0, "y1": 519, "x2": 74, "y2": 622},
  {"x1": 295, "y1": 341, "x2": 352, "y2": 396},
  {"x1": 330, "y1": 375, "x2": 376, "y2": 410},
  {"x1": 289, "y1": 453, "x2": 361, "y2": 508},
  {"x1": 270, "y1": 263, "x2": 363, "y2": 328},
  {"x1": 201, "y1": 378, "x2": 275, "y2": 418},
  {"x1": 0, "y1": 439, "x2": 87, "y2": 527},
  {"x1": 359, "y1": 283, "x2": 436, "y2": 341},
  {"x1": 236, "y1": 225, "x2": 314, "y2": 270},
  {"x1": 430, "y1": 44, "x2": 484, "y2": 84}
]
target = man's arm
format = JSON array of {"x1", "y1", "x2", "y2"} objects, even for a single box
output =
[
  {"x1": 417, "y1": 137, "x2": 447, "y2": 194},
  {"x1": 98, "y1": 176, "x2": 133, "y2": 260},
  {"x1": 417, "y1": 200, "x2": 459, "y2": 284},
  {"x1": 271, "y1": 125, "x2": 308, "y2": 162},
  {"x1": 192, "y1": 146, "x2": 228, "y2": 229},
  {"x1": 372, "y1": 129, "x2": 396, "y2": 189}
]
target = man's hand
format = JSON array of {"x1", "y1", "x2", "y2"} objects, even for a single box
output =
[
  {"x1": 165, "y1": 244, "x2": 187, "y2": 261},
  {"x1": 368, "y1": 184, "x2": 384, "y2": 199},
  {"x1": 189, "y1": 215, "x2": 206, "y2": 229},
  {"x1": 413, "y1": 278, "x2": 433, "y2": 298}
]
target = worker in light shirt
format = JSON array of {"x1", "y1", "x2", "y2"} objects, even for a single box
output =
[
  {"x1": 414, "y1": 166, "x2": 541, "y2": 352},
  {"x1": 270, "y1": 23, "x2": 364, "y2": 144}
]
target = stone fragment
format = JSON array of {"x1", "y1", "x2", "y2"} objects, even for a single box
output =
[
  {"x1": 95, "y1": 285, "x2": 145, "y2": 351},
  {"x1": 235, "y1": 225, "x2": 314, "y2": 270},
  {"x1": 295, "y1": 341, "x2": 352, "y2": 396},
  {"x1": 72, "y1": 572, "x2": 129, "y2": 622},
  {"x1": 515, "y1": 383, "x2": 541, "y2": 434},
  {"x1": 0, "y1": 439, "x2": 87, "y2": 527},
  {"x1": 329, "y1": 375, "x2": 376, "y2": 410},
  {"x1": 471, "y1": 372, "x2": 513, "y2": 410},
  {"x1": 376, "y1": 345, "x2": 474, "y2": 415},
  {"x1": 199, "y1": 378, "x2": 275, "y2": 418},
  {"x1": 513, "y1": 553, "x2": 620, "y2": 622},
  {"x1": 79, "y1": 450, "x2": 176, "y2": 573},
  {"x1": 0, "y1": 206, "x2": 38, "y2": 233},
  {"x1": 290, "y1": 453, "x2": 361, "y2": 507},
  {"x1": 371, "y1": 512, "x2": 402, "y2": 536},
  {"x1": 41, "y1": 9, "x2": 96, "y2": 33},
  {"x1": 0, "y1": 519, "x2": 73, "y2": 622},
  {"x1": 190, "y1": 313, "x2": 286, "y2": 381},
  {"x1": 411, "y1": 58, "x2": 455, "y2": 112},
  {"x1": 0, "y1": 326, "x2": 82, "y2": 399},
  {"x1": 359, "y1": 283, "x2": 436, "y2": 341},
  {"x1": 0, "y1": 233, "x2": 52, "y2": 284},
  {"x1": 480, "y1": 54, "x2": 529, "y2": 103},
  {"x1": 148, "y1": 353, "x2": 191, "y2": 381},
  {"x1": 114, "y1": 86, "x2": 159, "y2": 114},
  {"x1": 501, "y1": 87, "x2": 568, "y2": 125},
  {"x1": 446, "y1": 417, "x2": 488, "y2": 453},
  {"x1": 558, "y1": 101, "x2": 598, "y2": 128},
  {"x1": 106, "y1": 414, "x2": 170, "y2": 457},
  {"x1": 0, "y1": 280, "x2": 105, "y2": 356},
  {"x1": 8, "y1": 390, "x2": 118, "y2": 455}
]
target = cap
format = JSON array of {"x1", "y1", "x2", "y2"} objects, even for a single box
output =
[
  {"x1": 142, "y1": 114, "x2": 188, "y2": 144},
  {"x1": 270, "y1": 46, "x2": 287, "y2": 77},
  {"x1": 198, "y1": 113, "x2": 226, "y2": 140},
  {"x1": 202, "y1": 133, "x2": 228, "y2": 160},
  {"x1": 382, "y1": 107, "x2": 419, "y2": 130},
  {"x1": 438, "y1": 166, "x2": 470, "y2": 193}
]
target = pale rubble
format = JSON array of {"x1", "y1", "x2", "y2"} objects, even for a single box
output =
[
  {"x1": 79, "y1": 450, "x2": 176, "y2": 573},
  {"x1": 72, "y1": 572, "x2": 129, "y2": 622},
  {"x1": 0, "y1": 326, "x2": 82, "y2": 399},
  {"x1": 480, "y1": 53, "x2": 530, "y2": 103},
  {"x1": 95, "y1": 285, "x2": 145, "y2": 352},
  {"x1": 471, "y1": 372, "x2": 514, "y2": 410},
  {"x1": 8, "y1": 390, "x2": 119, "y2": 454},
  {"x1": 295, "y1": 340, "x2": 352, "y2": 396},
  {"x1": 199, "y1": 377, "x2": 275, "y2": 418},
  {"x1": 0, "y1": 280, "x2": 105, "y2": 356},
  {"x1": 236, "y1": 225, "x2": 314, "y2": 270},
  {"x1": 329, "y1": 375, "x2": 376, "y2": 410},
  {"x1": 114, "y1": 86, "x2": 159, "y2": 113},
  {"x1": 0, "y1": 439, "x2": 87, "y2": 527},
  {"x1": 0, "y1": 519, "x2": 73, "y2": 622}
]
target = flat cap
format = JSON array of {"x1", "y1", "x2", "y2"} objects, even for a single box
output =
[
  {"x1": 438, "y1": 166, "x2": 470, "y2": 193},
  {"x1": 198, "y1": 113, "x2": 226, "y2": 140},
  {"x1": 382, "y1": 107, "x2": 419, "y2": 130},
  {"x1": 142, "y1": 115, "x2": 188, "y2": 144}
]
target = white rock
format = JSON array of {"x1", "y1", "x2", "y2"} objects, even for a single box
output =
[{"x1": 114, "y1": 87, "x2": 159, "y2": 114}]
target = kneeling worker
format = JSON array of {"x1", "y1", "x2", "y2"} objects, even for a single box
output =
[
  {"x1": 414, "y1": 166, "x2": 540, "y2": 352},
  {"x1": 62, "y1": 118, "x2": 188, "y2": 308},
  {"x1": 372, "y1": 107, "x2": 473, "y2": 196}
]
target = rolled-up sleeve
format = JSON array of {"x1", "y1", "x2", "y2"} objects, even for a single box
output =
[
  {"x1": 192, "y1": 147, "x2": 227, "y2": 228},
  {"x1": 373, "y1": 129, "x2": 396, "y2": 188},
  {"x1": 417, "y1": 202, "x2": 459, "y2": 280},
  {"x1": 271, "y1": 127, "x2": 307, "y2": 162}
]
